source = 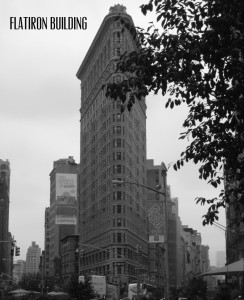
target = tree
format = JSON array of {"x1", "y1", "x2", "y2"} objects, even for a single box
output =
[
  {"x1": 66, "y1": 275, "x2": 97, "y2": 300},
  {"x1": 19, "y1": 272, "x2": 42, "y2": 291},
  {"x1": 104, "y1": 0, "x2": 244, "y2": 225},
  {"x1": 185, "y1": 277, "x2": 207, "y2": 299},
  {"x1": 212, "y1": 284, "x2": 231, "y2": 300}
]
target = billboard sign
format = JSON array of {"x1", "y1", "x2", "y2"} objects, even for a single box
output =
[
  {"x1": 56, "y1": 173, "x2": 77, "y2": 203},
  {"x1": 55, "y1": 215, "x2": 77, "y2": 225},
  {"x1": 147, "y1": 201, "x2": 165, "y2": 243}
]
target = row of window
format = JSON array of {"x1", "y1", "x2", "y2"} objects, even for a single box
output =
[
  {"x1": 79, "y1": 246, "x2": 141, "y2": 265},
  {"x1": 82, "y1": 98, "x2": 145, "y2": 134},
  {"x1": 81, "y1": 141, "x2": 144, "y2": 166},
  {"x1": 81, "y1": 175, "x2": 146, "y2": 202},
  {"x1": 82, "y1": 40, "x2": 111, "y2": 100},
  {"x1": 82, "y1": 140, "x2": 145, "y2": 163},
  {"x1": 81, "y1": 102, "x2": 146, "y2": 147},
  {"x1": 80, "y1": 263, "x2": 142, "y2": 277}
]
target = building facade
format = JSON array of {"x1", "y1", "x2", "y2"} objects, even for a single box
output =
[
  {"x1": 0, "y1": 159, "x2": 12, "y2": 277},
  {"x1": 60, "y1": 234, "x2": 79, "y2": 286},
  {"x1": 76, "y1": 4, "x2": 148, "y2": 286},
  {"x1": 183, "y1": 226, "x2": 202, "y2": 280},
  {"x1": 146, "y1": 159, "x2": 168, "y2": 293},
  {"x1": 26, "y1": 241, "x2": 41, "y2": 274},
  {"x1": 45, "y1": 156, "x2": 79, "y2": 278}
]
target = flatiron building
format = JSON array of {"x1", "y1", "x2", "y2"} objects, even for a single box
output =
[{"x1": 76, "y1": 5, "x2": 148, "y2": 283}]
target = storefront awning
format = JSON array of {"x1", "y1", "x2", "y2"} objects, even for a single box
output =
[{"x1": 197, "y1": 258, "x2": 244, "y2": 276}]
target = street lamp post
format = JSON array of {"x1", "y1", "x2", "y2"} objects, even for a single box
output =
[
  {"x1": 112, "y1": 179, "x2": 170, "y2": 300},
  {"x1": 135, "y1": 244, "x2": 141, "y2": 300}
]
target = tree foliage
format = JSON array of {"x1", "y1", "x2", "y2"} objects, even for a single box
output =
[
  {"x1": 104, "y1": 0, "x2": 244, "y2": 225},
  {"x1": 19, "y1": 272, "x2": 42, "y2": 291},
  {"x1": 66, "y1": 275, "x2": 97, "y2": 300},
  {"x1": 180, "y1": 277, "x2": 207, "y2": 299}
]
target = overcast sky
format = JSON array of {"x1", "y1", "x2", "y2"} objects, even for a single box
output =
[{"x1": 0, "y1": 0, "x2": 226, "y2": 266}]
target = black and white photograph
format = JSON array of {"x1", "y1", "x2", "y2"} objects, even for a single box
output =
[{"x1": 0, "y1": 0, "x2": 243, "y2": 299}]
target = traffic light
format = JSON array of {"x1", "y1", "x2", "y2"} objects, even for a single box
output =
[
  {"x1": 15, "y1": 246, "x2": 20, "y2": 256},
  {"x1": 10, "y1": 248, "x2": 14, "y2": 256},
  {"x1": 80, "y1": 249, "x2": 85, "y2": 258}
]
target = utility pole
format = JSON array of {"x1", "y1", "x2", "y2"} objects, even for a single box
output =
[
  {"x1": 118, "y1": 276, "x2": 121, "y2": 300},
  {"x1": 136, "y1": 245, "x2": 140, "y2": 300},
  {"x1": 164, "y1": 195, "x2": 170, "y2": 300}
]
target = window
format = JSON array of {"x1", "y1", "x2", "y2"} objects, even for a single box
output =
[
  {"x1": 117, "y1": 205, "x2": 121, "y2": 214},
  {"x1": 113, "y1": 191, "x2": 122, "y2": 200},
  {"x1": 113, "y1": 31, "x2": 122, "y2": 44},
  {"x1": 117, "y1": 48, "x2": 121, "y2": 56},
  {"x1": 113, "y1": 47, "x2": 121, "y2": 56},
  {"x1": 113, "y1": 139, "x2": 122, "y2": 148},
  {"x1": 117, "y1": 247, "x2": 122, "y2": 258},
  {"x1": 116, "y1": 113, "x2": 121, "y2": 121},
  {"x1": 117, "y1": 233, "x2": 122, "y2": 243},
  {"x1": 113, "y1": 126, "x2": 122, "y2": 135},
  {"x1": 116, "y1": 152, "x2": 122, "y2": 160},
  {"x1": 117, "y1": 218, "x2": 121, "y2": 227},
  {"x1": 113, "y1": 165, "x2": 122, "y2": 174}
]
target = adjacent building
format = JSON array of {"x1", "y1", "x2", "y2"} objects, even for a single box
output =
[
  {"x1": 216, "y1": 251, "x2": 226, "y2": 268},
  {"x1": 201, "y1": 245, "x2": 210, "y2": 273},
  {"x1": 0, "y1": 159, "x2": 12, "y2": 277},
  {"x1": 146, "y1": 159, "x2": 168, "y2": 294},
  {"x1": 26, "y1": 241, "x2": 41, "y2": 274},
  {"x1": 76, "y1": 4, "x2": 148, "y2": 286},
  {"x1": 44, "y1": 156, "x2": 79, "y2": 278},
  {"x1": 146, "y1": 160, "x2": 207, "y2": 296},
  {"x1": 182, "y1": 226, "x2": 202, "y2": 280},
  {"x1": 43, "y1": 208, "x2": 50, "y2": 277},
  {"x1": 167, "y1": 196, "x2": 183, "y2": 291},
  {"x1": 13, "y1": 260, "x2": 26, "y2": 283}
]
